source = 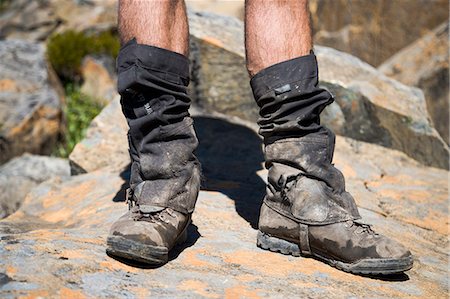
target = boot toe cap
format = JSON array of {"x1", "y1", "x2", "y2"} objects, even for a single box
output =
[{"x1": 376, "y1": 237, "x2": 412, "y2": 259}]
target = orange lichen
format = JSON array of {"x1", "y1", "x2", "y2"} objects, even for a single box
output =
[
  {"x1": 59, "y1": 250, "x2": 87, "y2": 260},
  {"x1": 18, "y1": 290, "x2": 49, "y2": 299},
  {"x1": 0, "y1": 79, "x2": 17, "y2": 91},
  {"x1": 6, "y1": 265, "x2": 17, "y2": 276},
  {"x1": 59, "y1": 288, "x2": 86, "y2": 299},
  {"x1": 202, "y1": 36, "x2": 224, "y2": 48},
  {"x1": 181, "y1": 248, "x2": 216, "y2": 268},
  {"x1": 179, "y1": 279, "x2": 220, "y2": 298},
  {"x1": 224, "y1": 285, "x2": 261, "y2": 299},
  {"x1": 99, "y1": 260, "x2": 139, "y2": 273}
]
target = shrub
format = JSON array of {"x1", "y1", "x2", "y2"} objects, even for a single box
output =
[
  {"x1": 47, "y1": 30, "x2": 120, "y2": 82},
  {"x1": 0, "y1": 0, "x2": 11, "y2": 13},
  {"x1": 53, "y1": 84, "x2": 103, "y2": 158}
]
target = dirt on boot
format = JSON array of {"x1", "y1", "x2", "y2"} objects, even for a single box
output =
[
  {"x1": 107, "y1": 203, "x2": 190, "y2": 265},
  {"x1": 257, "y1": 203, "x2": 413, "y2": 275}
]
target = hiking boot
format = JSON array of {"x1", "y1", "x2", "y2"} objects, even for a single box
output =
[
  {"x1": 257, "y1": 202, "x2": 413, "y2": 274},
  {"x1": 106, "y1": 39, "x2": 201, "y2": 265},
  {"x1": 107, "y1": 189, "x2": 191, "y2": 264},
  {"x1": 250, "y1": 53, "x2": 413, "y2": 275}
]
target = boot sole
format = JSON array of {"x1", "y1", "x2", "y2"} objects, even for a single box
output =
[
  {"x1": 106, "y1": 226, "x2": 188, "y2": 266},
  {"x1": 257, "y1": 231, "x2": 413, "y2": 275}
]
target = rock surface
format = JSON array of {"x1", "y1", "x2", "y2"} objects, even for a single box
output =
[
  {"x1": 69, "y1": 97, "x2": 128, "y2": 175},
  {"x1": 0, "y1": 39, "x2": 64, "y2": 164},
  {"x1": 0, "y1": 154, "x2": 70, "y2": 219},
  {"x1": 0, "y1": 0, "x2": 117, "y2": 41},
  {"x1": 80, "y1": 55, "x2": 117, "y2": 105},
  {"x1": 96, "y1": 11, "x2": 445, "y2": 170},
  {"x1": 1, "y1": 113, "x2": 448, "y2": 298},
  {"x1": 379, "y1": 23, "x2": 449, "y2": 144},
  {"x1": 310, "y1": 0, "x2": 449, "y2": 66},
  {"x1": 316, "y1": 47, "x2": 448, "y2": 169},
  {"x1": 186, "y1": 0, "x2": 244, "y2": 20}
]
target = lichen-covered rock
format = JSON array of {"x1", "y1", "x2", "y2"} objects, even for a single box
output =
[
  {"x1": 0, "y1": 39, "x2": 64, "y2": 164},
  {"x1": 0, "y1": 0, "x2": 117, "y2": 41},
  {"x1": 310, "y1": 0, "x2": 449, "y2": 66},
  {"x1": 379, "y1": 23, "x2": 449, "y2": 144},
  {"x1": 80, "y1": 55, "x2": 117, "y2": 105},
  {"x1": 185, "y1": 12, "x2": 448, "y2": 169},
  {"x1": 68, "y1": 96, "x2": 128, "y2": 175},
  {"x1": 0, "y1": 115, "x2": 448, "y2": 298},
  {"x1": 316, "y1": 46, "x2": 448, "y2": 169},
  {"x1": 0, "y1": 154, "x2": 70, "y2": 219},
  {"x1": 188, "y1": 11, "x2": 257, "y2": 122},
  {"x1": 186, "y1": 0, "x2": 244, "y2": 20}
]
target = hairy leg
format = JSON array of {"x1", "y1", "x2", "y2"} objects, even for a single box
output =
[
  {"x1": 245, "y1": 0, "x2": 312, "y2": 76},
  {"x1": 118, "y1": 0, "x2": 189, "y2": 56}
]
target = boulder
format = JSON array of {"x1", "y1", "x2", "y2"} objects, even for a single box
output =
[
  {"x1": 80, "y1": 55, "x2": 117, "y2": 105},
  {"x1": 316, "y1": 47, "x2": 448, "y2": 169},
  {"x1": 188, "y1": 11, "x2": 257, "y2": 122},
  {"x1": 0, "y1": 154, "x2": 70, "y2": 219},
  {"x1": 379, "y1": 23, "x2": 449, "y2": 144},
  {"x1": 187, "y1": 12, "x2": 448, "y2": 169},
  {"x1": 68, "y1": 96, "x2": 128, "y2": 175},
  {"x1": 0, "y1": 39, "x2": 64, "y2": 164},
  {"x1": 1, "y1": 114, "x2": 448, "y2": 297},
  {"x1": 0, "y1": 0, "x2": 117, "y2": 41},
  {"x1": 310, "y1": 0, "x2": 449, "y2": 66},
  {"x1": 186, "y1": 0, "x2": 244, "y2": 20}
]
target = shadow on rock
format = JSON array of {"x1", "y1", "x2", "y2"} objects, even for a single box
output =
[
  {"x1": 361, "y1": 272, "x2": 410, "y2": 282},
  {"x1": 110, "y1": 116, "x2": 266, "y2": 229},
  {"x1": 194, "y1": 116, "x2": 265, "y2": 229},
  {"x1": 112, "y1": 166, "x2": 131, "y2": 202}
]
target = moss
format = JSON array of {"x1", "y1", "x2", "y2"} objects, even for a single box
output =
[
  {"x1": 47, "y1": 30, "x2": 120, "y2": 82},
  {"x1": 53, "y1": 84, "x2": 103, "y2": 158},
  {"x1": 0, "y1": 0, "x2": 11, "y2": 13}
]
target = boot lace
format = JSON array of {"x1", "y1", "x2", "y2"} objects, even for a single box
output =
[
  {"x1": 125, "y1": 188, "x2": 176, "y2": 224},
  {"x1": 349, "y1": 220, "x2": 378, "y2": 236}
]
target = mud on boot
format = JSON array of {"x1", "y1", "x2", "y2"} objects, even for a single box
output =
[
  {"x1": 106, "y1": 39, "x2": 201, "y2": 265},
  {"x1": 250, "y1": 53, "x2": 413, "y2": 275},
  {"x1": 107, "y1": 191, "x2": 192, "y2": 265},
  {"x1": 257, "y1": 203, "x2": 413, "y2": 275}
]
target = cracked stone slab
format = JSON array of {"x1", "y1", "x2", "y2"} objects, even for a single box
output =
[{"x1": 2, "y1": 115, "x2": 448, "y2": 298}]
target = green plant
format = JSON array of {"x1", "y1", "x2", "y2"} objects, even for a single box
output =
[
  {"x1": 53, "y1": 84, "x2": 103, "y2": 158},
  {"x1": 47, "y1": 30, "x2": 120, "y2": 82},
  {"x1": 0, "y1": 0, "x2": 11, "y2": 13}
]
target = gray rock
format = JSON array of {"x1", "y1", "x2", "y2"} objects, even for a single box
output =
[
  {"x1": 0, "y1": 0, "x2": 117, "y2": 41},
  {"x1": 379, "y1": 23, "x2": 449, "y2": 144},
  {"x1": 0, "y1": 121, "x2": 448, "y2": 298},
  {"x1": 68, "y1": 96, "x2": 129, "y2": 175},
  {"x1": 0, "y1": 154, "x2": 70, "y2": 219},
  {"x1": 310, "y1": 0, "x2": 449, "y2": 66},
  {"x1": 0, "y1": 39, "x2": 64, "y2": 164},
  {"x1": 316, "y1": 46, "x2": 449, "y2": 170},
  {"x1": 187, "y1": 11, "x2": 448, "y2": 169},
  {"x1": 80, "y1": 55, "x2": 117, "y2": 105},
  {"x1": 188, "y1": 10, "x2": 257, "y2": 122}
]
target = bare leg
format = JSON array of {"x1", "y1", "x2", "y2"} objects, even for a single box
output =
[
  {"x1": 245, "y1": 0, "x2": 312, "y2": 76},
  {"x1": 118, "y1": 0, "x2": 189, "y2": 56}
]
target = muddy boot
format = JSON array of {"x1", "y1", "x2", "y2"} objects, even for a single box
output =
[
  {"x1": 106, "y1": 39, "x2": 201, "y2": 265},
  {"x1": 250, "y1": 53, "x2": 413, "y2": 275}
]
